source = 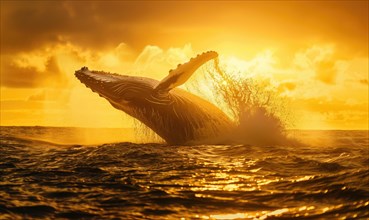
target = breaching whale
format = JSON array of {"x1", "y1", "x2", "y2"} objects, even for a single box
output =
[{"x1": 75, "y1": 51, "x2": 233, "y2": 144}]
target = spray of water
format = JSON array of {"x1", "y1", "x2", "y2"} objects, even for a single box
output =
[
  {"x1": 186, "y1": 58, "x2": 293, "y2": 145},
  {"x1": 133, "y1": 119, "x2": 163, "y2": 143}
]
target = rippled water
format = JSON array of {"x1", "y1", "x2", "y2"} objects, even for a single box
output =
[{"x1": 0, "y1": 127, "x2": 368, "y2": 219}]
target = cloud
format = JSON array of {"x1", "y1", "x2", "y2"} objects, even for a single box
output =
[
  {"x1": 277, "y1": 81, "x2": 297, "y2": 94},
  {"x1": 133, "y1": 44, "x2": 194, "y2": 78},
  {"x1": 297, "y1": 97, "x2": 367, "y2": 113},
  {"x1": 292, "y1": 45, "x2": 340, "y2": 84},
  {"x1": 1, "y1": 1, "x2": 202, "y2": 55},
  {"x1": 291, "y1": 97, "x2": 368, "y2": 129},
  {"x1": 0, "y1": 41, "x2": 100, "y2": 88},
  {"x1": 1, "y1": 1, "x2": 368, "y2": 58},
  {"x1": 1, "y1": 55, "x2": 65, "y2": 88},
  {"x1": 1, "y1": 1, "x2": 128, "y2": 53},
  {"x1": 0, "y1": 40, "x2": 196, "y2": 88},
  {"x1": 28, "y1": 90, "x2": 46, "y2": 101},
  {"x1": 359, "y1": 79, "x2": 368, "y2": 85},
  {"x1": 314, "y1": 59, "x2": 337, "y2": 84}
]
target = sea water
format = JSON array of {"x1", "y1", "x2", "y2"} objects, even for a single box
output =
[{"x1": 0, "y1": 127, "x2": 368, "y2": 219}]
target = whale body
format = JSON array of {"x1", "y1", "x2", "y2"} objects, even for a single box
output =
[{"x1": 75, "y1": 51, "x2": 233, "y2": 144}]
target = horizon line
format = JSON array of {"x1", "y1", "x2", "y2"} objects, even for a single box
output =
[{"x1": 0, "y1": 125, "x2": 368, "y2": 131}]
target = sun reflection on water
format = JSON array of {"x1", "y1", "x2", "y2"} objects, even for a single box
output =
[
  {"x1": 198, "y1": 202, "x2": 369, "y2": 220},
  {"x1": 204, "y1": 208, "x2": 290, "y2": 220},
  {"x1": 173, "y1": 147, "x2": 369, "y2": 220},
  {"x1": 209, "y1": 212, "x2": 247, "y2": 220}
]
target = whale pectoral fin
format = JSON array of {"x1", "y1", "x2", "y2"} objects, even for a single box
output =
[{"x1": 154, "y1": 51, "x2": 218, "y2": 92}]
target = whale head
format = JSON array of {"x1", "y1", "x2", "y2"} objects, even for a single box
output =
[{"x1": 75, "y1": 67, "x2": 159, "y2": 114}]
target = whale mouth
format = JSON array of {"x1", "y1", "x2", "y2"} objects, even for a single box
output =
[
  {"x1": 74, "y1": 66, "x2": 157, "y2": 105},
  {"x1": 75, "y1": 67, "x2": 126, "y2": 85},
  {"x1": 74, "y1": 67, "x2": 128, "y2": 100}
]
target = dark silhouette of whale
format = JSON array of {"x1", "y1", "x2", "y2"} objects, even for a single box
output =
[{"x1": 75, "y1": 51, "x2": 233, "y2": 144}]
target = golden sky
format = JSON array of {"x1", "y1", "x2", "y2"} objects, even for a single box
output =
[{"x1": 1, "y1": 1, "x2": 368, "y2": 129}]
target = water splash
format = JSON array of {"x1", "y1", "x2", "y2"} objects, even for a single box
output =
[
  {"x1": 188, "y1": 58, "x2": 294, "y2": 146},
  {"x1": 211, "y1": 58, "x2": 291, "y2": 145},
  {"x1": 133, "y1": 115, "x2": 164, "y2": 143}
]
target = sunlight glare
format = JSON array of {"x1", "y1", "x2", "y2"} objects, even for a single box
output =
[{"x1": 209, "y1": 213, "x2": 247, "y2": 220}]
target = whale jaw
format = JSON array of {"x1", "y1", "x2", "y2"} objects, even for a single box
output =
[
  {"x1": 75, "y1": 67, "x2": 127, "y2": 98},
  {"x1": 75, "y1": 67, "x2": 156, "y2": 100}
]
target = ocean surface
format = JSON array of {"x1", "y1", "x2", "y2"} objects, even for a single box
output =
[{"x1": 0, "y1": 126, "x2": 368, "y2": 219}]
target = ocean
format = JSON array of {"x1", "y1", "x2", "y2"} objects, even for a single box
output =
[{"x1": 0, "y1": 127, "x2": 368, "y2": 219}]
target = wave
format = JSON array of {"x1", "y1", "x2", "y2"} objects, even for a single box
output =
[{"x1": 1, "y1": 129, "x2": 368, "y2": 219}]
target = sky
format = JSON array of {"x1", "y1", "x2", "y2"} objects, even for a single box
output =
[{"x1": 0, "y1": 1, "x2": 368, "y2": 129}]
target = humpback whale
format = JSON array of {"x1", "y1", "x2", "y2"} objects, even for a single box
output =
[{"x1": 75, "y1": 51, "x2": 233, "y2": 144}]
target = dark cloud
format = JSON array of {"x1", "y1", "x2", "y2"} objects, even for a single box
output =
[
  {"x1": 359, "y1": 79, "x2": 368, "y2": 85},
  {"x1": 0, "y1": 1, "x2": 199, "y2": 53},
  {"x1": 1, "y1": 1, "x2": 368, "y2": 54},
  {"x1": 0, "y1": 56, "x2": 66, "y2": 87},
  {"x1": 1, "y1": 1, "x2": 123, "y2": 53}
]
